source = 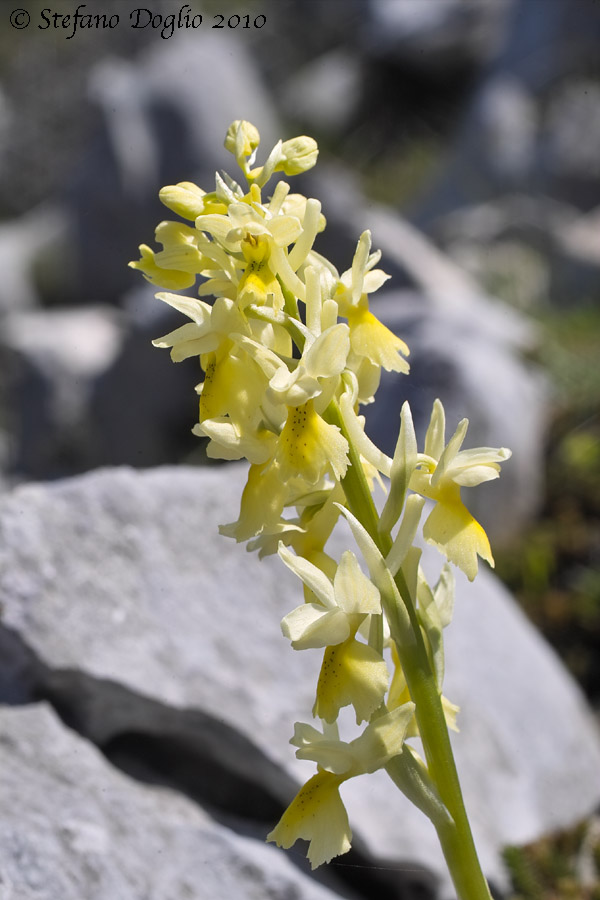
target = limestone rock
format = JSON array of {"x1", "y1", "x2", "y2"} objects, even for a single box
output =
[
  {"x1": 2, "y1": 306, "x2": 123, "y2": 479},
  {"x1": 1, "y1": 465, "x2": 599, "y2": 898},
  {"x1": 0, "y1": 703, "x2": 351, "y2": 900}
]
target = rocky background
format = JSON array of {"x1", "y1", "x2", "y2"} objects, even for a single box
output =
[{"x1": 0, "y1": 1, "x2": 599, "y2": 898}]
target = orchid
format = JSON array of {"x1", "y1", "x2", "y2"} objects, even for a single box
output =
[
  {"x1": 267, "y1": 706, "x2": 414, "y2": 867},
  {"x1": 134, "y1": 120, "x2": 509, "y2": 899},
  {"x1": 410, "y1": 400, "x2": 512, "y2": 581},
  {"x1": 334, "y1": 230, "x2": 410, "y2": 377},
  {"x1": 279, "y1": 545, "x2": 388, "y2": 723}
]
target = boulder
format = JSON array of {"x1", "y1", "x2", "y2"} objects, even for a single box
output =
[
  {"x1": 2, "y1": 289, "x2": 202, "y2": 480},
  {"x1": 0, "y1": 206, "x2": 68, "y2": 316},
  {"x1": 0, "y1": 703, "x2": 354, "y2": 900},
  {"x1": 413, "y1": 0, "x2": 600, "y2": 229},
  {"x1": 361, "y1": 0, "x2": 514, "y2": 69},
  {"x1": 1, "y1": 465, "x2": 600, "y2": 897},
  {"x1": 2, "y1": 306, "x2": 123, "y2": 479}
]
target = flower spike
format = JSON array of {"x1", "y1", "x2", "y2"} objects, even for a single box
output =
[{"x1": 133, "y1": 121, "x2": 509, "y2": 893}]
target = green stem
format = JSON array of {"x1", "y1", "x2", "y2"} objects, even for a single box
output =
[{"x1": 325, "y1": 400, "x2": 492, "y2": 900}]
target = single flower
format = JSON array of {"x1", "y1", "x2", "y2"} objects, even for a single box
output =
[
  {"x1": 278, "y1": 546, "x2": 381, "y2": 650},
  {"x1": 279, "y1": 400, "x2": 349, "y2": 484},
  {"x1": 267, "y1": 705, "x2": 414, "y2": 867},
  {"x1": 267, "y1": 770, "x2": 351, "y2": 869},
  {"x1": 410, "y1": 400, "x2": 511, "y2": 581}
]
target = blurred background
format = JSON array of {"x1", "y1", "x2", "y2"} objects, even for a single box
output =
[{"x1": 0, "y1": 1, "x2": 599, "y2": 894}]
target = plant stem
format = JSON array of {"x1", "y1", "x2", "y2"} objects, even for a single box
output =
[{"x1": 326, "y1": 399, "x2": 492, "y2": 900}]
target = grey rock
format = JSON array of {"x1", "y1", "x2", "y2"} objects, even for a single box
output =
[
  {"x1": 1, "y1": 465, "x2": 600, "y2": 898},
  {"x1": 0, "y1": 206, "x2": 69, "y2": 316},
  {"x1": 553, "y1": 205, "x2": 600, "y2": 302},
  {"x1": 88, "y1": 285, "x2": 201, "y2": 469},
  {"x1": 362, "y1": 0, "x2": 515, "y2": 68},
  {"x1": 544, "y1": 80, "x2": 600, "y2": 184},
  {"x1": 0, "y1": 703, "x2": 350, "y2": 900},
  {"x1": 493, "y1": 0, "x2": 600, "y2": 96},
  {"x1": 413, "y1": 0, "x2": 600, "y2": 229},
  {"x1": 436, "y1": 196, "x2": 600, "y2": 309},
  {"x1": 414, "y1": 75, "x2": 540, "y2": 228},
  {"x1": 472, "y1": 77, "x2": 538, "y2": 185},
  {"x1": 364, "y1": 203, "x2": 535, "y2": 348},
  {"x1": 2, "y1": 306, "x2": 124, "y2": 479},
  {"x1": 280, "y1": 50, "x2": 364, "y2": 136},
  {"x1": 2, "y1": 289, "x2": 202, "y2": 479},
  {"x1": 0, "y1": 84, "x2": 12, "y2": 162},
  {"x1": 312, "y1": 168, "x2": 535, "y2": 347}
]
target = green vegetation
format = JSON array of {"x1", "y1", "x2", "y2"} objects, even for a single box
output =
[
  {"x1": 495, "y1": 305, "x2": 600, "y2": 698},
  {"x1": 503, "y1": 820, "x2": 600, "y2": 900},
  {"x1": 495, "y1": 305, "x2": 600, "y2": 898}
]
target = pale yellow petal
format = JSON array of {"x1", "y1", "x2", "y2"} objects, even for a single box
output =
[
  {"x1": 314, "y1": 638, "x2": 389, "y2": 724},
  {"x1": 423, "y1": 492, "x2": 493, "y2": 582},
  {"x1": 267, "y1": 771, "x2": 351, "y2": 869}
]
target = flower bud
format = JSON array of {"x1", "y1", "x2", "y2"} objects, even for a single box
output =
[
  {"x1": 159, "y1": 182, "x2": 207, "y2": 220},
  {"x1": 224, "y1": 119, "x2": 261, "y2": 161},
  {"x1": 277, "y1": 136, "x2": 319, "y2": 175}
]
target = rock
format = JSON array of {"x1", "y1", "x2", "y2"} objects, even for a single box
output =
[
  {"x1": 280, "y1": 49, "x2": 364, "y2": 136},
  {"x1": 0, "y1": 206, "x2": 69, "y2": 316},
  {"x1": 2, "y1": 306, "x2": 124, "y2": 479},
  {"x1": 312, "y1": 168, "x2": 535, "y2": 347},
  {"x1": 494, "y1": 0, "x2": 600, "y2": 96},
  {"x1": 553, "y1": 205, "x2": 600, "y2": 304},
  {"x1": 88, "y1": 285, "x2": 200, "y2": 469},
  {"x1": 413, "y1": 0, "x2": 600, "y2": 229},
  {"x1": 544, "y1": 80, "x2": 600, "y2": 192},
  {"x1": 413, "y1": 75, "x2": 538, "y2": 229},
  {"x1": 2, "y1": 288, "x2": 203, "y2": 479},
  {"x1": 0, "y1": 703, "x2": 353, "y2": 900},
  {"x1": 434, "y1": 196, "x2": 600, "y2": 310},
  {"x1": 1, "y1": 465, "x2": 600, "y2": 898},
  {"x1": 362, "y1": 0, "x2": 515, "y2": 69}
]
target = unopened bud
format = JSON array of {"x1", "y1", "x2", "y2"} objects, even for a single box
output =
[
  {"x1": 159, "y1": 182, "x2": 207, "y2": 220},
  {"x1": 225, "y1": 120, "x2": 261, "y2": 161},
  {"x1": 277, "y1": 136, "x2": 319, "y2": 175}
]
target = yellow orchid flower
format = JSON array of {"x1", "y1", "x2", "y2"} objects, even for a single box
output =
[
  {"x1": 129, "y1": 244, "x2": 197, "y2": 291},
  {"x1": 276, "y1": 399, "x2": 349, "y2": 485},
  {"x1": 314, "y1": 637, "x2": 389, "y2": 724},
  {"x1": 278, "y1": 546, "x2": 381, "y2": 650},
  {"x1": 334, "y1": 231, "x2": 409, "y2": 376},
  {"x1": 158, "y1": 181, "x2": 228, "y2": 220},
  {"x1": 268, "y1": 706, "x2": 414, "y2": 867},
  {"x1": 129, "y1": 221, "x2": 207, "y2": 290},
  {"x1": 267, "y1": 770, "x2": 351, "y2": 869},
  {"x1": 135, "y1": 120, "x2": 510, "y2": 892},
  {"x1": 410, "y1": 400, "x2": 512, "y2": 581}
]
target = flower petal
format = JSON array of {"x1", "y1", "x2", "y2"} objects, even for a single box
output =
[
  {"x1": 423, "y1": 492, "x2": 494, "y2": 581},
  {"x1": 314, "y1": 638, "x2": 389, "y2": 724},
  {"x1": 281, "y1": 605, "x2": 350, "y2": 650},
  {"x1": 267, "y1": 771, "x2": 351, "y2": 869},
  {"x1": 380, "y1": 401, "x2": 418, "y2": 533},
  {"x1": 278, "y1": 543, "x2": 337, "y2": 608},
  {"x1": 333, "y1": 551, "x2": 381, "y2": 616}
]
